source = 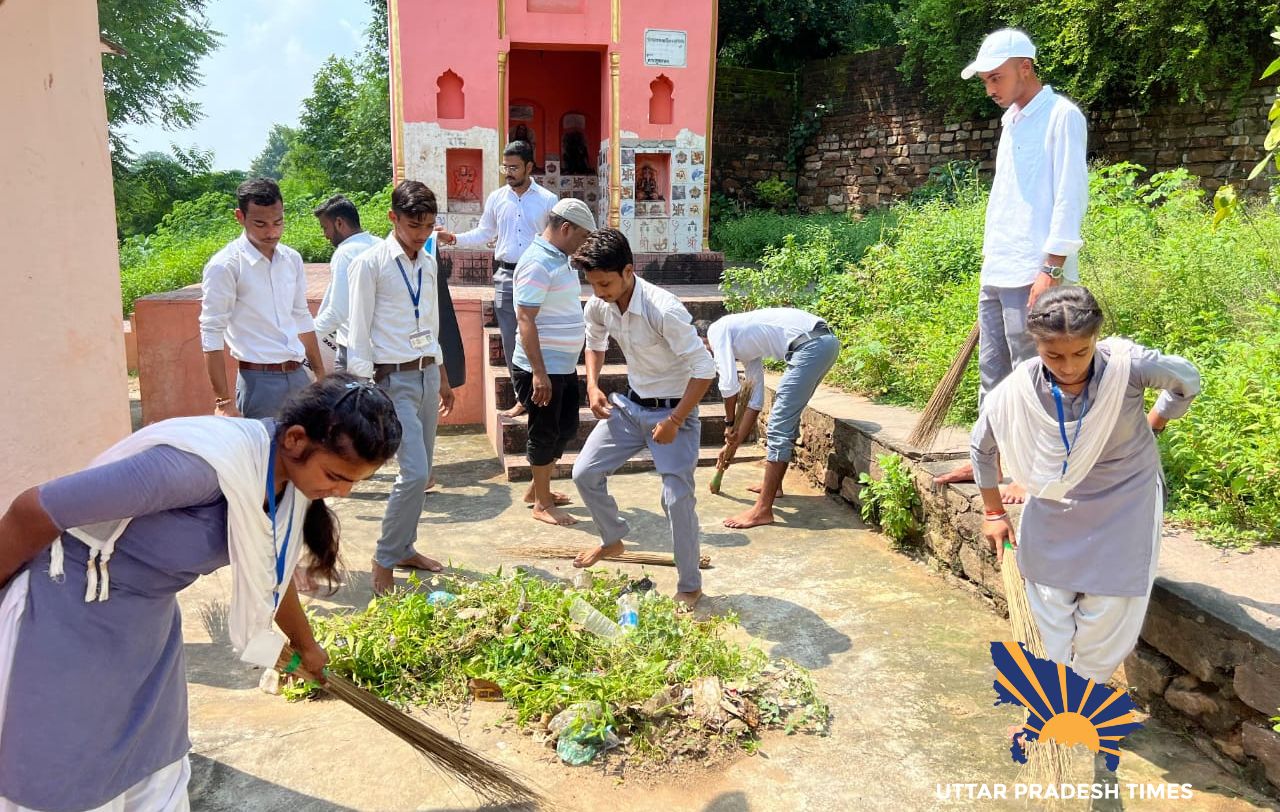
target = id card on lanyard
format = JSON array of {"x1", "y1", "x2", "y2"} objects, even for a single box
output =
[
  {"x1": 241, "y1": 443, "x2": 294, "y2": 667},
  {"x1": 395, "y1": 253, "x2": 433, "y2": 350},
  {"x1": 1040, "y1": 372, "x2": 1092, "y2": 501}
]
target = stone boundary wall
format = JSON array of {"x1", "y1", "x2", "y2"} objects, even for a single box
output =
[
  {"x1": 758, "y1": 381, "x2": 1280, "y2": 798},
  {"x1": 708, "y1": 45, "x2": 1277, "y2": 213}
]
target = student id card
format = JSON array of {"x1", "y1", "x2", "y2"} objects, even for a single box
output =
[{"x1": 410, "y1": 328, "x2": 434, "y2": 350}]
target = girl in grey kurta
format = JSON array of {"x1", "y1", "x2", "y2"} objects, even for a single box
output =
[
  {"x1": 972, "y1": 286, "x2": 1199, "y2": 684},
  {"x1": 0, "y1": 376, "x2": 400, "y2": 812}
]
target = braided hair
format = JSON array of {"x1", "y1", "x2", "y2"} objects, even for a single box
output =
[
  {"x1": 274, "y1": 374, "x2": 402, "y2": 590},
  {"x1": 1026, "y1": 285, "x2": 1105, "y2": 342}
]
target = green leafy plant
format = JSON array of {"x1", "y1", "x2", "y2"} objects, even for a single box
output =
[
  {"x1": 858, "y1": 453, "x2": 920, "y2": 544},
  {"x1": 754, "y1": 177, "x2": 798, "y2": 212}
]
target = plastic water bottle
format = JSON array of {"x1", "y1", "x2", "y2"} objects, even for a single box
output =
[
  {"x1": 568, "y1": 597, "x2": 624, "y2": 641},
  {"x1": 617, "y1": 593, "x2": 640, "y2": 633}
]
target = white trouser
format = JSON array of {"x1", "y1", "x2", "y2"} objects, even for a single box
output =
[
  {"x1": 1025, "y1": 487, "x2": 1163, "y2": 684},
  {"x1": 0, "y1": 572, "x2": 190, "y2": 812}
]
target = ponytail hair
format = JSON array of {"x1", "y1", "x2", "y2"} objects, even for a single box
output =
[
  {"x1": 1026, "y1": 285, "x2": 1105, "y2": 342},
  {"x1": 275, "y1": 374, "x2": 403, "y2": 592}
]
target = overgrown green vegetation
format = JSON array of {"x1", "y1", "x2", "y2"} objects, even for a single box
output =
[
  {"x1": 118, "y1": 186, "x2": 391, "y2": 315},
  {"x1": 293, "y1": 571, "x2": 829, "y2": 761},
  {"x1": 858, "y1": 453, "x2": 920, "y2": 545},
  {"x1": 719, "y1": 164, "x2": 1280, "y2": 548}
]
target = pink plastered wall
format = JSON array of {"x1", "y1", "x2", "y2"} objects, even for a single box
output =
[{"x1": 0, "y1": 0, "x2": 131, "y2": 508}]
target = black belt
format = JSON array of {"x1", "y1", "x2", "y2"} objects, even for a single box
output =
[
  {"x1": 788, "y1": 322, "x2": 833, "y2": 353},
  {"x1": 627, "y1": 390, "x2": 681, "y2": 409},
  {"x1": 495, "y1": 260, "x2": 518, "y2": 271}
]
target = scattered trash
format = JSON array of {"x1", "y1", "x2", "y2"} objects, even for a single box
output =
[
  {"x1": 567, "y1": 596, "x2": 624, "y2": 641},
  {"x1": 469, "y1": 678, "x2": 505, "y2": 702},
  {"x1": 572, "y1": 570, "x2": 594, "y2": 590},
  {"x1": 617, "y1": 592, "x2": 639, "y2": 632},
  {"x1": 427, "y1": 590, "x2": 457, "y2": 605},
  {"x1": 548, "y1": 701, "x2": 606, "y2": 741},
  {"x1": 258, "y1": 667, "x2": 281, "y2": 695}
]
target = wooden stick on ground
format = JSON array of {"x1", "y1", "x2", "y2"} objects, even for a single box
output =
[
  {"x1": 507, "y1": 544, "x2": 711, "y2": 569},
  {"x1": 275, "y1": 647, "x2": 546, "y2": 808},
  {"x1": 907, "y1": 322, "x2": 980, "y2": 449}
]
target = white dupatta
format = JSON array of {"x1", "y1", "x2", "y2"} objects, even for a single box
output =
[
  {"x1": 55, "y1": 416, "x2": 309, "y2": 665},
  {"x1": 985, "y1": 338, "x2": 1133, "y2": 503}
]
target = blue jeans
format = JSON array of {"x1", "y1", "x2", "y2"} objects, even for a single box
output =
[{"x1": 767, "y1": 334, "x2": 841, "y2": 463}]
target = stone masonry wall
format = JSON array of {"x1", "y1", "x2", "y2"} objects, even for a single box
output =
[
  {"x1": 711, "y1": 45, "x2": 1277, "y2": 213},
  {"x1": 758, "y1": 383, "x2": 1280, "y2": 798},
  {"x1": 711, "y1": 66, "x2": 794, "y2": 203}
]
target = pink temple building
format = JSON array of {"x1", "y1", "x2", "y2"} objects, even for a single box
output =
[{"x1": 388, "y1": 0, "x2": 719, "y2": 253}]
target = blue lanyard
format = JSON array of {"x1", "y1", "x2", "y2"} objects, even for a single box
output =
[
  {"x1": 266, "y1": 443, "x2": 294, "y2": 608},
  {"x1": 394, "y1": 257, "x2": 423, "y2": 321},
  {"x1": 1048, "y1": 372, "x2": 1092, "y2": 478}
]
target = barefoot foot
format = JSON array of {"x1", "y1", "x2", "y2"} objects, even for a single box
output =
[
  {"x1": 532, "y1": 504, "x2": 579, "y2": 526},
  {"x1": 573, "y1": 540, "x2": 625, "y2": 568},
  {"x1": 1000, "y1": 482, "x2": 1027, "y2": 505},
  {"x1": 523, "y1": 488, "x2": 571, "y2": 506},
  {"x1": 501, "y1": 402, "x2": 527, "y2": 419},
  {"x1": 674, "y1": 590, "x2": 702, "y2": 611},
  {"x1": 371, "y1": 561, "x2": 396, "y2": 596},
  {"x1": 933, "y1": 462, "x2": 975, "y2": 486},
  {"x1": 423, "y1": 476, "x2": 438, "y2": 494},
  {"x1": 723, "y1": 506, "x2": 775, "y2": 529},
  {"x1": 396, "y1": 552, "x2": 444, "y2": 572},
  {"x1": 746, "y1": 482, "x2": 784, "y2": 498}
]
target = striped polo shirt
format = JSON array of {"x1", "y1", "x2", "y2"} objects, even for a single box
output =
[{"x1": 512, "y1": 236, "x2": 585, "y2": 375}]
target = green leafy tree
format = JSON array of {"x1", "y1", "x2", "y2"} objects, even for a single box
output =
[
  {"x1": 250, "y1": 125, "x2": 297, "y2": 180},
  {"x1": 718, "y1": 0, "x2": 900, "y2": 71},
  {"x1": 98, "y1": 0, "x2": 221, "y2": 163},
  {"x1": 112, "y1": 147, "x2": 244, "y2": 238}
]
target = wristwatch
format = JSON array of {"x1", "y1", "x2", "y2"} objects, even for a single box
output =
[
  {"x1": 724, "y1": 418, "x2": 735, "y2": 428},
  {"x1": 1042, "y1": 264, "x2": 1064, "y2": 280}
]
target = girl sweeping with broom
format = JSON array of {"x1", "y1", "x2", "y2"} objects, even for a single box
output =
[
  {"x1": 0, "y1": 375, "x2": 401, "y2": 811},
  {"x1": 974, "y1": 286, "x2": 1199, "y2": 687}
]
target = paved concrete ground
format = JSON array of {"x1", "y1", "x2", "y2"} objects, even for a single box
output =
[{"x1": 182, "y1": 433, "x2": 1278, "y2": 812}]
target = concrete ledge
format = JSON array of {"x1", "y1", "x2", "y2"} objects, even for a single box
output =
[{"x1": 762, "y1": 375, "x2": 1280, "y2": 798}]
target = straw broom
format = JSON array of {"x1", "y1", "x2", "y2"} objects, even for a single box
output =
[
  {"x1": 1001, "y1": 539, "x2": 1073, "y2": 790},
  {"x1": 907, "y1": 322, "x2": 980, "y2": 449},
  {"x1": 709, "y1": 376, "x2": 756, "y2": 494},
  {"x1": 275, "y1": 647, "x2": 546, "y2": 808},
  {"x1": 506, "y1": 544, "x2": 711, "y2": 569}
]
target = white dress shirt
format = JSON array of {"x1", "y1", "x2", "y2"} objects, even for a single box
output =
[
  {"x1": 584, "y1": 276, "x2": 717, "y2": 399},
  {"x1": 199, "y1": 233, "x2": 314, "y2": 363},
  {"x1": 313, "y1": 230, "x2": 379, "y2": 345},
  {"x1": 453, "y1": 180, "x2": 559, "y2": 280},
  {"x1": 345, "y1": 232, "x2": 443, "y2": 380},
  {"x1": 706, "y1": 308, "x2": 825, "y2": 411},
  {"x1": 981, "y1": 86, "x2": 1089, "y2": 288}
]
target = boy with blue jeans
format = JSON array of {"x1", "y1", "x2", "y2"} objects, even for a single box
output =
[{"x1": 698, "y1": 308, "x2": 840, "y2": 528}]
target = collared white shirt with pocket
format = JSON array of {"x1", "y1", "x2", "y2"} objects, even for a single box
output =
[
  {"x1": 706, "y1": 308, "x2": 825, "y2": 411},
  {"x1": 199, "y1": 233, "x2": 314, "y2": 363},
  {"x1": 313, "y1": 230, "x2": 379, "y2": 345},
  {"x1": 981, "y1": 86, "x2": 1089, "y2": 288},
  {"x1": 345, "y1": 233, "x2": 442, "y2": 380},
  {"x1": 453, "y1": 180, "x2": 559, "y2": 279},
  {"x1": 584, "y1": 275, "x2": 717, "y2": 400}
]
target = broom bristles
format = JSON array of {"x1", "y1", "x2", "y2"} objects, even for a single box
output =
[
  {"x1": 277, "y1": 647, "x2": 545, "y2": 808},
  {"x1": 507, "y1": 544, "x2": 711, "y2": 569},
  {"x1": 710, "y1": 377, "x2": 757, "y2": 494},
  {"x1": 1001, "y1": 543, "x2": 1073, "y2": 790},
  {"x1": 907, "y1": 323, "x2": 981, "y2": 449}
]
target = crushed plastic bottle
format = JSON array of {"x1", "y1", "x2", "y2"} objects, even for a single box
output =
[
  {"x1": 617, "y1": 592, "x2": 639, "y2": 632},
  {"x1": 568, "y1": 596, "x2": 624, "y2": 641},
  {"x1": 426, "y1": 590, "x2": 456, "y2": 606}
]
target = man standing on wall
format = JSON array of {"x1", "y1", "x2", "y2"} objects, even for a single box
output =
[
  {"x1": 570, "y1": 229, "x2": 717, "y2": 611},
  {"x1": 934, "y1": 29, "x2": 1089, "y2": 501},
  {"x1": 312, "y1": 195, "x2": 378, "y2": 372},
  {"x1": 436, "y1": 141, "x2": 558, "y2": 419},
  {"x1": 347, "y1": 180, "x2": 455, "y2": 595},
  {"x1": 200, "y1": 177, "x2": 326, "y2": 419},
  {"x1": 512, "y1": 198, "x2": 596, "y2": 526}
]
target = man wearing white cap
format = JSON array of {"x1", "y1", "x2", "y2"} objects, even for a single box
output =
[
  {"x1": 936, "y1": 28, "x2": 1089, "y2": 501},
  {"x1": 511, "y1": 198, "x2": 597, "y2": 525}
]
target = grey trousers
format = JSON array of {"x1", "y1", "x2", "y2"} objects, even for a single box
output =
[
  {"x1": 373, "y1": 365, "x2": 441, "y2": 568},
  {"x1": 571, "y1": 394, "x2": 702, "y2": 594},
  {"x1": 494, "y1": 283, "x2": 517, "y2": 380},
  {"x1": 236, "y1": 366, "x2": 310, "y2": 419},
  {"x1": 978, "y1": 284, "x2": 1036, "y2": 408}
]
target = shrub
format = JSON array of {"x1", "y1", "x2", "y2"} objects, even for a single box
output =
[
  {"x1": 754, "y1": 177, "x2": 797, "y2": 212},
  {"x1": 858, "y1": 453, "x2": 920, "y2": 545}
]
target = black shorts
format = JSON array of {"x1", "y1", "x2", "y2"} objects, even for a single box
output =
[{"x1": 512, "y1": 369, "x2": 580, "y2": 466}]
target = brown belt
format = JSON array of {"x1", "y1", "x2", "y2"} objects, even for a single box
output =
[
  {"x1": 374, "y1": 357, "x2": 435, "y2": 380},
  {"x1": 238, "y1": 360, "x2": 302, "y2": 372}
]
